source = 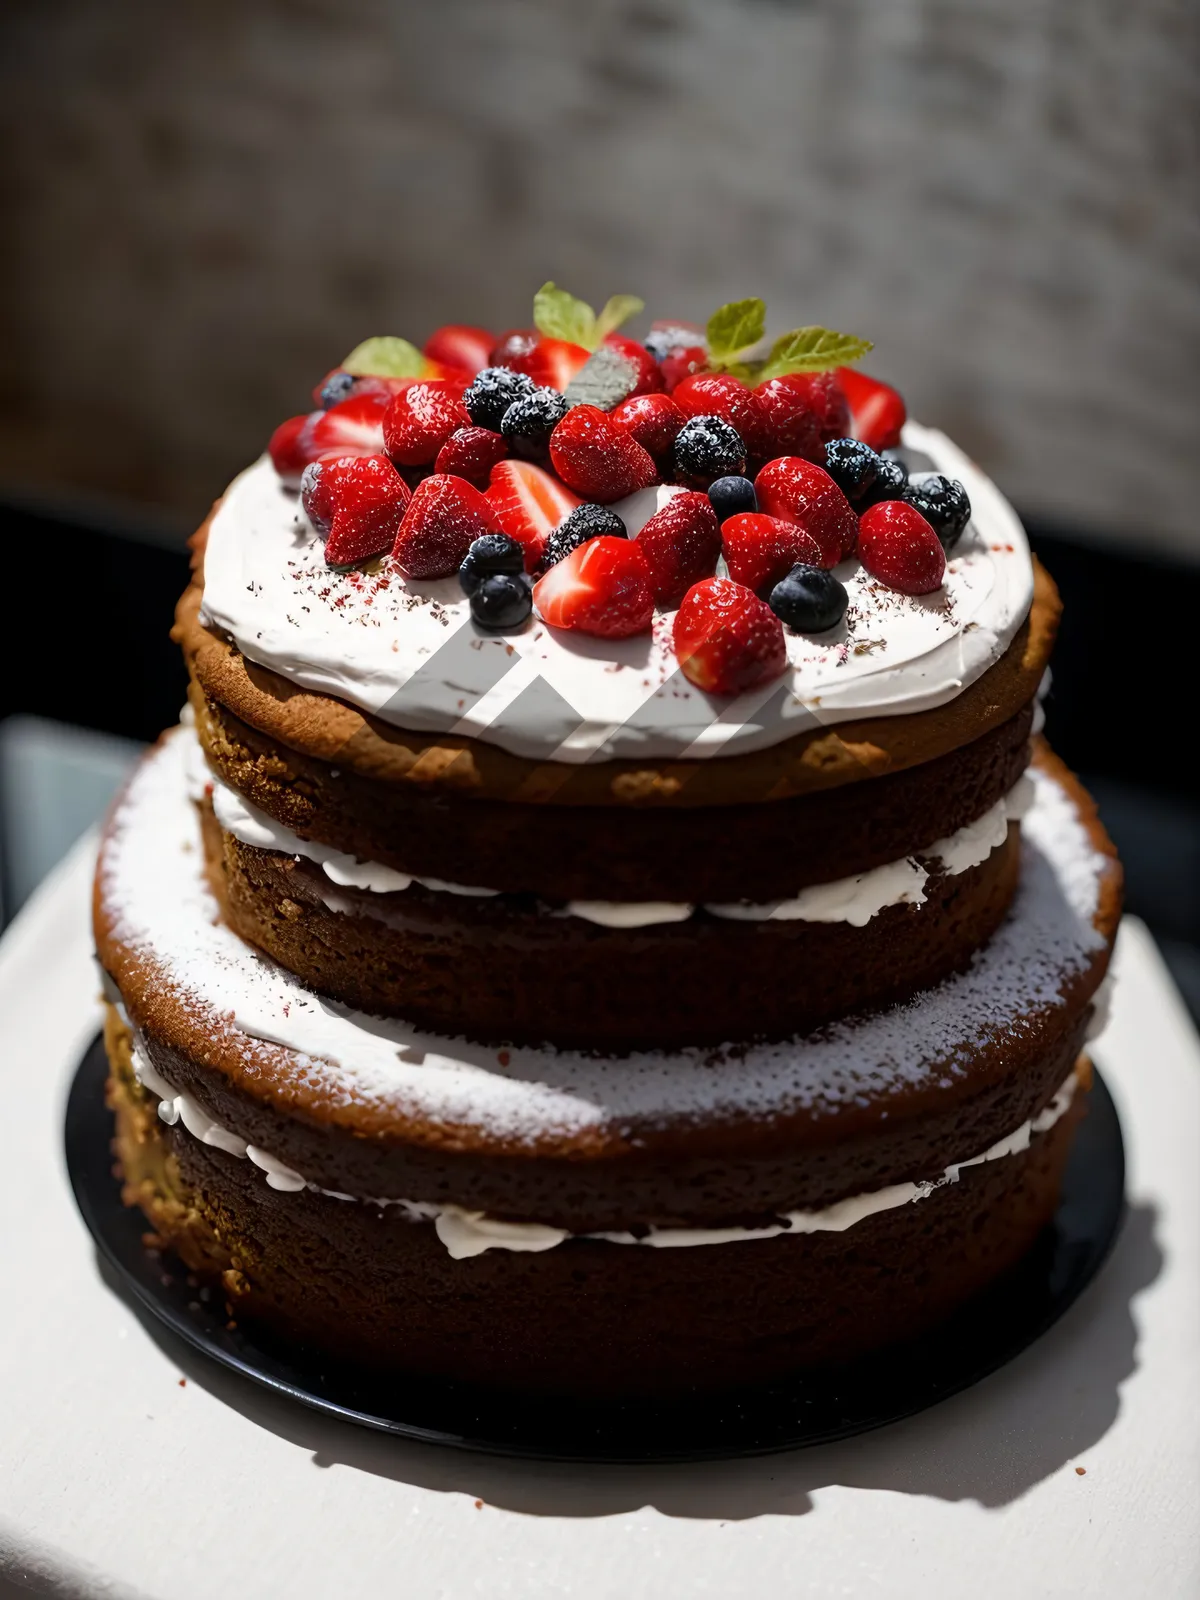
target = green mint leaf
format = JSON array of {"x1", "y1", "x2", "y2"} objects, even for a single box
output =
[
  {"x1": 758, "y1": 326, "x2": 873, "y2": 381},
  {"x1": 706, "y1": 298, "x2": 766, "y2": 364},
  {"x1": 593, "y1": 293, "x2": 645, "y2": 342},
  {"x1": 533, "y1": 282, "x2": 598, "y2": 350},
  {"x1": 341, "y1": 336, "x2": 425, "y2": 378}
]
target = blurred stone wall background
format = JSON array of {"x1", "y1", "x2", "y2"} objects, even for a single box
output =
[{"x1": 1, "y1": 0, "x2": 1196, "y2": 554}]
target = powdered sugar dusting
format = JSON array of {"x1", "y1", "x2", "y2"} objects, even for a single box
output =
[{"x1": 98, "y1": 730, "x2": 1110, "y2": 1148}]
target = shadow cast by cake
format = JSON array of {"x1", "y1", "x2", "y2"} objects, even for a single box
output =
[{"x1": 92, "y1": 1200, "x2": 1161, "y2": 1522}]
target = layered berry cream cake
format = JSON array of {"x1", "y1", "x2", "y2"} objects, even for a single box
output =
[{"x1": 95, "y1": 287, "x2": 1121, "y2": 1394}]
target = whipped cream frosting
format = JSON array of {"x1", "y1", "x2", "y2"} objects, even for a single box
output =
[
  {"x1": 127, "y1": 1033, "x2": 1083, "y2": 1258},
  {"x1": 198, "y1": 733, "x2": 1035, "y2": 928},
  {"x1": 199, "y1": 422, "x2": 1034, "y2": 763},
  {"x1": 100, "y1": 728, "x2": 1108, "y2": 1152}
]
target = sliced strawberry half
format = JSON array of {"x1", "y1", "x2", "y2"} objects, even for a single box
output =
[
  {"x1": 435, "y1": 426, "x2": 508, "y2": 489},
  {"x1": 492, "y1": 330, "x2": 592, "y2": 392},
  {"x1": 423, "y1": 324, "x2": 495, "y2": 377},
  {"x1": 533, "y1": 535, "x2": 654, "y2": 639},
  {"x1": 673, "y1": 577, "x2": 787, "y2": 696},
  {"x1": 392, "y1": 473, "x2": 501, "y2": 580},
  {"x1": 549, "y1": 406, "x2": 658, "y2": 503},
  {"x1": 721, "y1": 512, "x2": 824, "y2": 594},
  {"x1": 636, "y1": 491, "x2": 722, "y2": 606},
  {"x1": 485, "y1": 459, "x2": 581, "y2": 571},
  {"x1": 307, "y1": 391, "x2": 391, "y2": 460},
  {"x1": 754, "y1": 456, "x2": 859, "y2": 566},
  {"x1": 301, "y1": 453, "x2": 411, "y2": 566},
  {"x1": 836, "y1": 367, "x2": 907, "y2": 452},
  {"x1": 383, "y1": 381, "x2": 471, "y2": 467}
]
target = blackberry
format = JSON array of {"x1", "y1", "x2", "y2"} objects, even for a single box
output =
[
  {"x1": 823, "y1": 438, "x2": 881, "y2": 504},
  {"x1": 707, "y1": 475, "x2": 757, "y2": 523},
  {"x1": 319, "y1": 371, "x2": 357, "y2": 409},
  {"x1": 463, "y1": 366, "x2": 537, "y2": 431},
  {"x1": 673, "y1": 415, "x2": 747, "y2": 488},
  {"x1": 500, "y1": 387, "x2": 570, "y2": 461},
  {"x1": 458, "y1": 532, "x2": 525, "y2": 597},
  {"x1": 903, "y1": 474, "x2": 972, "y2": 550},
  {"x1": 861, "y1": 455, "x2": 908, "y2": 508},
  {"x1": 469, "y1": 572, "x2": 534, "y2": 631},
  {"x1": 542, "y1": 504, "x2": 627, "y2": 570},
  {"x1": 769, "y1": 564, "x2": 848, "y2": 634}
]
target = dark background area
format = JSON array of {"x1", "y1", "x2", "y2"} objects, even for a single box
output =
[{"x1": 0, "y1": 0, "x2": 1197, "y2": 1008}]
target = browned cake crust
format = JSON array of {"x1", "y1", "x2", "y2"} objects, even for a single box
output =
[
  {"x1": 203, "y1": 800, "x2": 1022, "y2": 1050},
  {"x1": 175, "y1": 518, "x2": 1060, "y2": 811},
  {"x1": 107, "y1": 1014, "x2": 1087, "y2": 1395}
]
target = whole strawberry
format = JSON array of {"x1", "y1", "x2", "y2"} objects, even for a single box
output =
[
  {"x1": 549, "y1": 406, "x2": 658, "y2": 503},
  {"x1": 857, "y1": 501, "x2": 946, "y2": 594},
  {"x1": 434, "y1": 426, "x2": 508, "y2": 488},
  {"x1": 672, "y1": 374, "x2": 768, "y2": 457},
  {"x1": 673, "y1": 577, "x2": 787, "y2": 696},
  {"x1": 383, "y1": 381, "x2": 471, "y2": 467},
  {"x1": 754, "y1": 374, "x2": 824, "y2": 462},
  {"x1": 533, "y1": 535, "x2": 655, "y2": 638},
  {"x1": 609, "y1": 392, "x2": 686, "y2": 460},
  {"x1": 392, "y1": 473, "x2": 501, "y2": 579},
  {"x1": 636, "y1": 491, "x2": 722, "y2": 606},
  {"x1": 772, "y1": 371, "x2": 850, "y2": 445},
  {"x1": 721, "y1": 512, "x2": 824, "y2": 595},
  {"x1": 301, "y1": 454, "x2": 411, "y2": 566},
  {"x1": 754, "y1": 456, "x2": 858, "y2": 567}
]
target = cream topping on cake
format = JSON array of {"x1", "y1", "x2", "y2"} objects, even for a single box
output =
[
  {"x1": 199, "y1": 422, "x2": 1033, "y2": 763},
  {"x1": 99, "y1": 728, "x2": 1108, "y2": 1147},
  {"x1": 198, "y1": 733, "x2": 1035, "y2": 927}
]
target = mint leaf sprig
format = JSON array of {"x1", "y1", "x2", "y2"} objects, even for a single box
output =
[
  {"x1": 533, "y1": 282, "x2": 645, "y2": 351},
  {"x1": 705, "y1": 298, "x2": 872, "y2": 382},
  {"x1": 341, "y1": 336, "x2": 425, "y2": 379}
]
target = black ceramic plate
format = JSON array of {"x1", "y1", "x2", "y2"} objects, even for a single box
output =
[{"x1": 67, "y1": 1035, "x2": 1125, "y2": 1463}]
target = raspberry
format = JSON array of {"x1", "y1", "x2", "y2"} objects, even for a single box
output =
[
  {"x1": 383, "y1": 381, "x2": 470, "y2": 467},
  {"x1": 533, "y1": 536, "x2": 655, "y2": 639},
  {"x1": 754, "y1": 456, "x2": 859, "y2": 567},
  {"x1": 673, "y1": 577, "x2": 787, "y2": 696},
  {"x1": 549, "y1": 406, "x2": 658, "y2": 502},
  {"x1": 636, "y1": 491, "x2": 722, "y2": 606},
  {"x1": 754, "y1": 374, "x2": 824, "y2": 461},
  {"x1": 673, "y1": 416, "x2": 747, "y2": 488},
  {"x1": 721, "y1": 512, "x2": 823, "y2": 595},
  {"x1": 434, "y1": 426, "x2": 508, "y2": 488},
  {"x1": 857, "y1": 501, "x2": 946, "y2": 594},
  {"x1": 392, "y1": 473, "x2": 501, "y2": 580},
  {"x1": 609, "y1": 393, "x2": 686, "y2": 459}
]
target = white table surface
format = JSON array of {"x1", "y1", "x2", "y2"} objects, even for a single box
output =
[{"x1": 1, "y1": 835, "x2": 1198, "y2": 1600}]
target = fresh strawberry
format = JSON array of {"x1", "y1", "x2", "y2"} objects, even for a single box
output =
[
  {"x1": 602, "y1": 333, "x2": 664, "y2": 396},
  {"x1": 492, "y1": 330, "x2": 591, "y2": 392},
  {"x1": 549, "y1": 406, "x2": 658, "y2": 503},
  {"x1": 423, "y1": 324, "x2": 495, "y2": 376},
  {"x1": 418, "y1": 359, "x2": 472, "y2": 390},
  {"x1": 306, "y1": 391, "x2": 391, "y2": 461},
  {"x1": 673, "y1": 577, "x2": 787, "y2": 695},
  {"x1": 434, "y1": 426, "x2": 508, "y2": 488},
  {"x1": 533, "y1": 535, "x2": 654, "y2": 639},
  {"x1": 857, "y1": 501, "x2": 945, "y2": 594},
  {"x1": 754, "y1": 457, "x2": 859, "y2": 566},
  {"x1": 269, "y1": 414, "x2": 318, "y2": 486},
  {"x1": 721, "y1": 512, "x2": 824, "y2": 594},
  {"x1": 485, "y1": 459, "x2": 581, "y2": 571},
  {"x1": 490, "y1": 328, "x2": 539, "y2": 367},
  {"x1": 764, "y1": 371, "x2": 851, "y2": 445},
  {"x1": 671, "y1": 373, "x2": 769, "y2": 455},
  {"x1": 754, "y1": 374, "x2": 824, "y2": 462},
  {"x1": 636, "y1": 491, "x2": 722, "y2": 606},
  {"x1": 301, "y1": 454, "x2": 411, "y2": 566},
  {"x1": 383, "y1": 381, "x2": 471, "y2": 467},
  {"x1": 837, "y1": 367, "x2": 907, "y2": 451},
  {"x1": 392, "y1": 474, "x2": 501, "y2": 580},
  {"x1": 660, "y1": 345, "x2": 708, "y2": 392},
  {"x1": 610, "y1": 392, "x2": 687, "y2": 459}
]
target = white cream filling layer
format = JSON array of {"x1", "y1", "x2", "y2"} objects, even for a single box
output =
[
  {"x1": 201, "y1": 739, "x2": 1035, "y2": 930},
  {"x1": 129, "y1": 1044, "x2": 1083, "y2": 1259}
]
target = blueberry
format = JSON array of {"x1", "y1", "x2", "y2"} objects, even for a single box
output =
[
  {"x1": 463, "y1": 367, "x2": 537, "y2": 431},
  {"x1": 469, "y1": 572, "x2": 533, "y2": 631},
  {"x1": 903, "y1": 474, "x2": 971, "y2": 550},
  {"x1": 824, "y1": 438, "x2": 881, "y2": 504},
  {"x1": 769, "y1": 564, "x2": 848, "y2": 634},
  {"x1": 458, "y1": 532, "x2": 525, "y2": 596},
  {"x1": 707, "y1": 475, "x2": 757, "y2": 523},
  {"x1": 673, "y1": 415, "x2": 747, "y2": 487},
  {"x1": 500, "y1": 387, "x2": 570, "y2": 461},
  {"x1": 319, "y1": 371, "x2": 357, "y2": 409},
  {"x1": 542, "y1": 504, "x2": 627, "y2": 570}
]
